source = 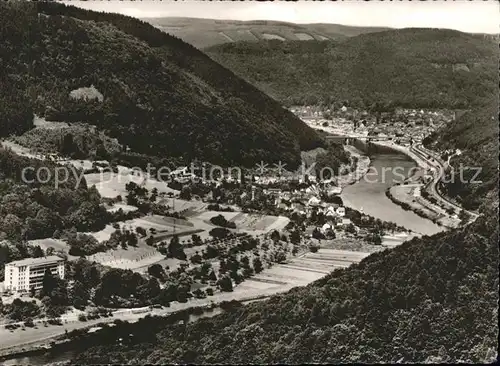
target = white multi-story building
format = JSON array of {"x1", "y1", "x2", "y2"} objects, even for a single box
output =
[{"x1": 3, "y1": 256, "x2": 65, "y2": 293}]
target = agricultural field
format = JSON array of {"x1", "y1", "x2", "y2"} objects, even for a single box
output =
[
  {"x1": 261, "y1": 33, "x2": 286, "y2": 41},
  {"x1": 27, "y1": 238, "x2": 70, "y2": 253},
  {"x1": 381, "y1": 232, "x2": 420, "y2": 247},
  {"x1": 85, "y1": 215, "x2": 195, "y2": 242},
  {"x1": 158, "y1": 197, "x2": 207, "y2": 216},
  {"x1": 294, "y1": 32, "x2": 315, "y2": 40},
  {"x1": 230, "y1": 213, "x2": 290, "y2": 232},
  {"x1": 210, "y1": 248, "x2": 371, "y2": 300},
  {"x1": 84, "y1": 172, "x2": 179, "y2": 199},
  {"x1": 85, "y1": 247, "x2": 165, "y2": 271},
  {"x1": 105, "y1": 203, "x2": 138, "y2": 213}
]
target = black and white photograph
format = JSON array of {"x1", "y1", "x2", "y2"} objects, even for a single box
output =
[{"x1": 0, "y1": 0, "x2": 498, "y2": 364}]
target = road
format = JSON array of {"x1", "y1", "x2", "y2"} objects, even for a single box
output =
[
  {"x1": 372, "y1": 140, "x2": 478, "y2": 223},
  {"x1": 410, "y1": 143, "x2": 478, "y2": 221}
]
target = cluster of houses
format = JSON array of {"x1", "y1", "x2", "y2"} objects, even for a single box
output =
[
  {"x1": 290, "y1": 105, "x2": 325, "y2": 119},
  {"x1": 295, "y1": 104, "x2": 453, "y2": 146},
  {"x1": 368, "y1": 108, "x2": 453, "y2": 143},
  {"x1": 261, "y1": 184, "x2": 352, "y2": 233}
]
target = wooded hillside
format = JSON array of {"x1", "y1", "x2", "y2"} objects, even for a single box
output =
[
  {"x1": 0, "y1": 2, "x2": 324, "y2": 168},
  {"x1": 206, "y1": 29, "x2": 497, "y2": 108}
]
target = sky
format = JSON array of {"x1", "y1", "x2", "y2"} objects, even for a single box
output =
[{"x1": 65, "y1": 0, "x2": 499, "y2": 34}]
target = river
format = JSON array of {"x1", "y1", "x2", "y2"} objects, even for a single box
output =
[
  {"x1": 342, "y1": 152, "x2": 443, "y2": 236},
  {"x1": 0, "y1": 308, "x2": 227, "y2": 365}
]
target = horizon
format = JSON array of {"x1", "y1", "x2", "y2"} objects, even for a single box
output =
[{"x1": 65, "y1": 0, "x2": 499, "y2": 34}]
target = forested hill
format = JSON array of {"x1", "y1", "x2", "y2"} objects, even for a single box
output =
[
  {"x1": 424, "y1": 97, "x2": 499, "y2": 210},
  {"x1": 146, "y1": 17, "x2": 390, "y2": 49},
  {"x1": 206, "y1": 29, "x2": 498, "y2": 108},
  {"x1": 72, "y1": 197, "x2": 498, "y2": 364},
  {"x1": 0, "y1": 2, "x2": 324, "y2": 168}
]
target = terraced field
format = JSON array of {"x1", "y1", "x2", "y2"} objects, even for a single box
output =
[{"x1": 226, "y1": 249, "x2": 371, "y2": 298}]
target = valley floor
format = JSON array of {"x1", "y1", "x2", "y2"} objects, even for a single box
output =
[{"x1": 0, "y1": 247, "x2": 370, "y2": 355}]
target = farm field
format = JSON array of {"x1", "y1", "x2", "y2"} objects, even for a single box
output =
[
  {"x1": 220, "y1": 248, "x2": 371, "y2": 299},
  {"x1": 194, "y1": 210, "x2": 242, "y2": 222},
  {"x1": 158, "y1": 197, "x2": 207, "y2": 215},
  {"x1": 381, "y1": 232, "x2": 420, "y2": 247},
  {"x1": 106, "y1": 203, "x2": 138, "y2": 213},
  {"x1": 85, "y1": 247, "x2": 165, "y2": 271},
  {"x1": 231, "y1": 213, "x2": 290, "y2": 232},
  {"x1": 84, "y1": 172, "x2": 178, "y2": 199},
  {"x1": 27, "y1": 238, "x2": 70, "y2": 253},
  {"x1": 85, "y1": 215, "x2": 195, "y2": 242}
]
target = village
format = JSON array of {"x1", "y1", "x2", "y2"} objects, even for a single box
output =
[
  {"x1": 290, "y1": 104, "x2": 455, "y2": 145},
  {"x1": 1, "y1": 121, "x2": 407, "y2": 331},
  {"x1": 1, "y1": 102, "x2": 450, "y2": 347}
]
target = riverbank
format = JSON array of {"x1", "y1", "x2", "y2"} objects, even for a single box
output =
[
  {"x1": 385, "y1": 186, "x2": 442, "y2": 226},
  {"x1": 372, "y1": 141, "x2": 467, "y2": 227},
  {"x1": 385, "y1": 186, "x2": 458, "y2": 229},
  {"x1": 0, "y1": 301, "x2": 221, "y2": 364},
  {"x1": 341, "y1": 150, "x2": 443, "y2": 236},
  {"x1": 0, "y1": 243, "x2": 370, "y2": 361},
  {"x1": 0, "y1": 295, "x2": 268, "y2": 363},
  {"x1": 338, "y1": 145, "x2": 370, "y2": 188}
]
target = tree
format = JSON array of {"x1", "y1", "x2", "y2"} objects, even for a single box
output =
[
  {"x1": 458, "y1": 210, "x2": 471, "y2": 226},
  {"x1": 209, "y1": 227, "x2": 231, "y2": 239},
  {"x1": 290, "y1": 229, "x2": 301, "y2": 244},
  {"x1": 273, "y1": 250, "x2": 287, "y2": 263},
  {"x1": 31, "y1": 245, "x2": 45, "y2": 258},
  {"x1": 191, "y1": 234, "x2": 202, "y2": 246},
  {"x1": 42, "y1": 269, "x2": 57, "y2": 297},
  {"x1": 210, "y1": 214, "x2": 236, "y2": 229},
  {"x1": 167, "y1": 235, "x2": 186, "y2": 260},
  {"x1": 190, "y1": 251, "x2": 203, "y2": 264},
  {"x1": 345, "y1": 223, "x2": 357, "y2": 235},
  {"x1": 253, "y1": 257, "x2": 264, "y2": 274},
  {"x1": 242, "y1": 266, "x2": 254, "y2": 278},
  {"x1": 60, "y1": 133, "x2": 78, "y2": 157},
  {"x1": 312, "y1": 228, "x2": 325, "y2": 240},
  {"x1": 270, "y1": 230, "x2": 280, "y2": 243},
  {"x1": 1, "y1": 214, "x2": 22, "y2": 239},
  {"x1": 366, "y1": 232, "x2": 382, "y2": 245},
  {"x1": 208, "y1": 270, "x2": 217, "y2": 282},
  {"x1": 192, "y1": 288, "x2": 206, "y2": 299},
  {"x1": 309, "y1": 245, "x2": 320, "y2": 253},
  {"x1": 150, "y1": 187, "x2": 158, "y2": 202},
  {"x1": 70, "y1": 280, "x2": 90, "y2": 309},
  {"x1": 217, "y1": 275, "x2": 233, "y2": 292},
  {"x1": 179, "y1": 187, "x2": 192, "y2": 200},
  {"x1": 148, "y1": 264, "x2": 165, "y2": 280},
  {"x1": 136, "y1": 226, "x2": 147, "y2": 237}
]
